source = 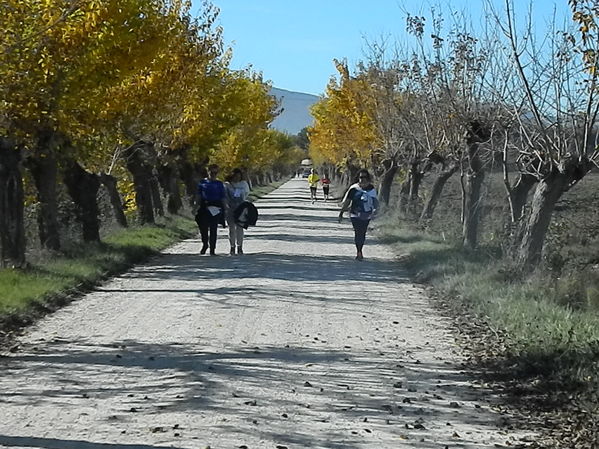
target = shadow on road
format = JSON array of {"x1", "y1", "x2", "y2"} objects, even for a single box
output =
[
  {"x1": 0, "y1": 338, "x2": 502, "y2": 449},
  {"x1": 0, "y1": 435, "x2": 187, "y2": 449}
]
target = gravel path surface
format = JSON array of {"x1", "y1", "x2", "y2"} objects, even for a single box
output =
[{"x1": 0, "y1": 179, "x2": 531, "y2": 449}]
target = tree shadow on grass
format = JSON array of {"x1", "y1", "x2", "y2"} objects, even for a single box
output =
[{"x1": 479, "y1": 342, "x2": 599, "y2": 409}]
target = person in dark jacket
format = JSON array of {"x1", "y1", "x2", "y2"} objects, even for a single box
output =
[{"x1": 196, "y1": 164, "x2": 227, "y2": 255}]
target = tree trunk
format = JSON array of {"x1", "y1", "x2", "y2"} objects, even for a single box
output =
[
  {"x1": 149, "y1": 170, "x2": 164, "y2": 217},
  {"x1": 340, "y1": 170, "x2": 348, "y2": 187},
  {"x1": 347, "y1": 164, "x2": 359, "y2": 186},
  {"x1": 408, "y1": 162, "x2": 424, "y2": 214},
  {"x1": 0, "y1": 140, "x2": 26, "y2": 268},
  {"x1": 158, "y1": 164, "x2": 183, "y2": 215},
  {"x1": 462, "y1": 142, "x2": 485, "y2": 249},
  {"x1": 517, "y1": 170, "x2": 570, "y2": 268},
  {"x1": 510, "y1": 173, "x2": 537, "y2": 222},
  {"x1": 99, "y1": 173, "x2": 128, "y2": 227},
  {"x1": 379, "y1": 164, "x2": 398, "y2": 206},
  {"x1": 179, "y1": 161, "x2": 198, "y2": 206},
  {"x1": 124, "y1": 144, "x2": 155, "y2": 225},
  {"x1": 420, "y1": 163, "x2": 459, "y2": 220},
  {"x1": 27, "y1": 131, "x2": 61, "y2": 250},
  {"x1": 63, "y1": 160, "x2": 101, "y2": 242},
  {"x1": 397, "y1": 177, "x2": 410, "y2": 214}
]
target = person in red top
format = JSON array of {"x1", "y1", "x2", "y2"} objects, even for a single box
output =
[{"x1": 321, "y1": 173, "x2": 331, "y2": 201}]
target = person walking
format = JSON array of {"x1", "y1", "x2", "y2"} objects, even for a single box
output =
[
  {"x1": 338, "y1": 169, "x2": 379, "y2": 261},
  {"x1": 225, "y1": 168, "x2": 251, "y2": 255},
  {"x1": 307, "y1": 168, "x2": 320, "y2": 203},
  {"x1": 196, "y1": 164, "x2": 227, "y2": 255},
  {"x1": 321, "y1": 173, "x2": 331, "y2": 201}
]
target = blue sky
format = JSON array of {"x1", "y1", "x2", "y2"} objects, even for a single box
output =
[{"x1": 193, "y1": 1, "x2": 571, "y2": 96}]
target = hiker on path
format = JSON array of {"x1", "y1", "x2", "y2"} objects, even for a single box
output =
[
  {"x1": 321, "y1": 173, "x2": 331, "y2": 201},
  {"x1": 338, "y1": 169, "x2": 379, "y2": 261},
  {"x1": 225, "y1": 168, "x2": 251, "y2": 255},
  {"x1": 307, "y1": 168, "x2": 320, "y2": 203},
  {"x1": 196, "y1": 164, "x2": 227, "y2": 255}
]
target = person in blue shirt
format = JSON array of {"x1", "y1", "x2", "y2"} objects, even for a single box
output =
[
  {"x1": 338, "y1": 169, "x2": 379, "y2": 261},
  {"x1": 196, "y1": 164, "x2": 227, "y2": 255}
]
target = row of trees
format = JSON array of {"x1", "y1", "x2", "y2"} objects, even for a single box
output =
[
  {"x1": 309, "y1": 0, "x2": 599, "y2": 271},
  {"x1": 0, "y1": 0, "x2": 303, "y2": 268}
]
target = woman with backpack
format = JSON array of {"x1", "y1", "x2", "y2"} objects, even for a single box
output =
[{"x1": 338, "y1": 169, "x2": 379, "y2": 261}]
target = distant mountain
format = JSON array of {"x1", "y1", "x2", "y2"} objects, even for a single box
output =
[{"x1": 270, "y1": 87, "x2": 319, "y2": 135}]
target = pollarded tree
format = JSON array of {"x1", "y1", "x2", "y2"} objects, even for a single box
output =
[
  {"x1": 0, "y1": 0, "x2": 90, "y2": 250},
  {"x1": 356, "y1": 44, "x2": 413, "y2": 207},
  {"x1": 309, "y1": 60, "x2": 380, "y2": 186},
  {"x1": 0, "y1": 137, "x2": 25, "y2": 268},
  {"x1": 494, "y1": 0, "x2": 599, "y2": 268},
  {"x1": 401, "y1": 9, "x2": 499, "y2": 247},
  {"x1": 0, "y1": 0, "x2": 182, "y2": 245},
  {"x1": 61, "y1": 0, "x2": 184, "y2": 237},
  {"x1": 97, "y1": 1, "x2": 225, "y2": 223}
]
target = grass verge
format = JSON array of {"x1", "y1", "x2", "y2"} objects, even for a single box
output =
[
  {"x1": 377, "y1": 216, "x2": 599, "y2": 448},
  {"x1": 0, "y1": 216, "x2": 196, "y2": 331}
]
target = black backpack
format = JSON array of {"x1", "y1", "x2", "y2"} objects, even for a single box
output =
[{"x1": 233, "y1": 201, "x2": 258, "y2": 229}]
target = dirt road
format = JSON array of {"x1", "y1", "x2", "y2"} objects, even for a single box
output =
[{"x1": 0, "y1": 179, "x2": 530, "y2": 448}]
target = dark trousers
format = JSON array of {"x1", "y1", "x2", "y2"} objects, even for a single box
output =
[
  {"x1": 351, "y1": 218, "x2": 370, "y2": 252},
  {"x1": 197, "y1": 209, "x2": 222, "y2": 251}
]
